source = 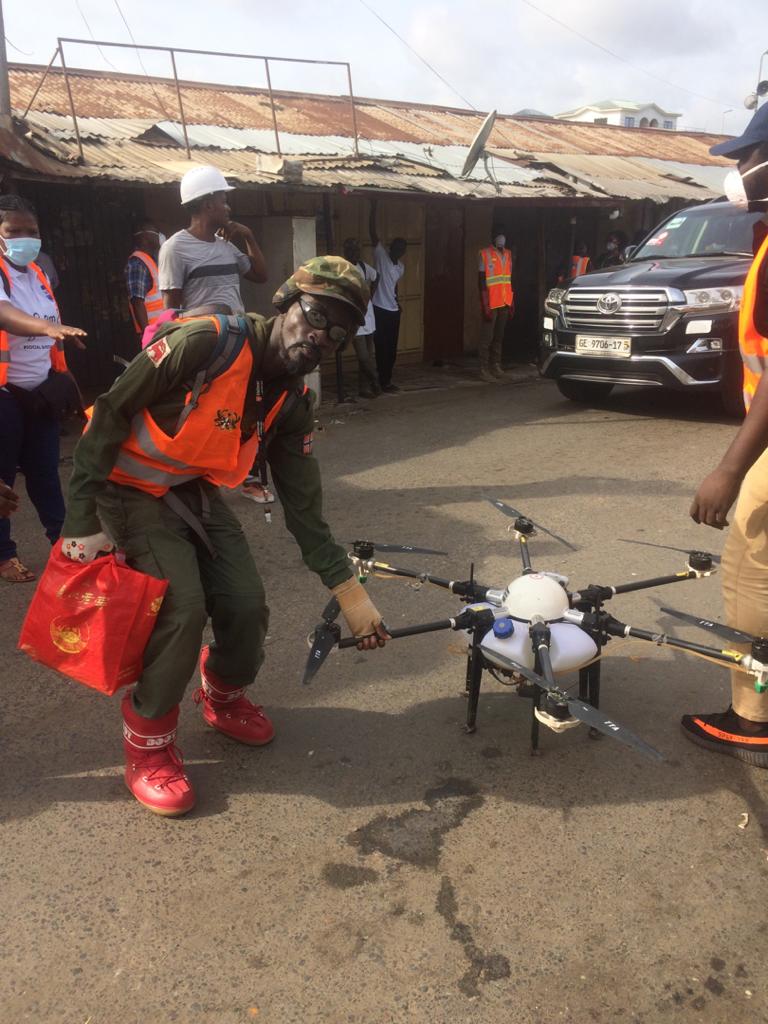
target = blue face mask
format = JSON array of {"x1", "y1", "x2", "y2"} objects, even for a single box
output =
[{"x1": 2, "y1": 236, "x2": 42, "y2": 267}]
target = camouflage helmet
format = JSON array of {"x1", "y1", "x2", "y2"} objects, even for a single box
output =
[{"x1": 272, "y1": 256, "x2": 370, "y2": 326}]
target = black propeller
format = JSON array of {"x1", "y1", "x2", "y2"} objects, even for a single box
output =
[
  {"x1": 487, "y1": 647, "x2": 663, "y2": 762},
  {"x1": 351, "y1": 540, "x2": 448, "y2": 556},
  {"x1": 302, "y1": 594, "x2": 342, "y2": 686},
  {"x1": 484, "y1": 498, "x2": 577, "y2": 551},
  {"x1": 656, "y1": 604, "x2": 754, "y2": 646},
  {"x1": 618, "y1": 538, "x2": 721, "y2": 565}
]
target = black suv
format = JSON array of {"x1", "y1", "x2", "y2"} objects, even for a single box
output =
[{"x1": 540, "y1": 201, "x2": 765, "y2": 415}]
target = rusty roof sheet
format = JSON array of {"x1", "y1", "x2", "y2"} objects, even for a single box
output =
[
  {"x1": 10, "y1": 64, "x2": 732, "y2": 161},
  {"x1": 7, "y1": 64, "x2": 732, "y2": 201}
]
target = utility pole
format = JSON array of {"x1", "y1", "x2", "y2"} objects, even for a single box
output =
[{"x1": 0, "y1": 0, "x2": 11, "y2": 119}]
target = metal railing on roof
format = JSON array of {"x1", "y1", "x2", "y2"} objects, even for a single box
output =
[{"x1": 22, "y1": 37, "x2": 361, "y2": 163}]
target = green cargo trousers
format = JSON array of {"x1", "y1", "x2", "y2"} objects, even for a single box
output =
[{"x1": 97, "y1": 481, "x2": 268, "y2": 719}]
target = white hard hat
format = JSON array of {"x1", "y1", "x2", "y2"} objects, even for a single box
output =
[{"x1": 179, "y1": 164, "x2": 235, "y2": 205}]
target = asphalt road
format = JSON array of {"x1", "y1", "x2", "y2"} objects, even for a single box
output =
[{"x1": 2, "y1": 376, "x2": 766, "y2": 1024}]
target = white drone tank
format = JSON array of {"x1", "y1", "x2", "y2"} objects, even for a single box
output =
[{"x1": 480, "y1": 574, "x2": 597, "y2": 673}]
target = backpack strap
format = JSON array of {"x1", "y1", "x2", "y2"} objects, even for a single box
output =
[{"x1": 174, "y1": 314, "x2": 250, "y2": 433}]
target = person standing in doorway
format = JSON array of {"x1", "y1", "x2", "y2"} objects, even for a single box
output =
[
  {"x1": 124, "y1": 220, "x2": 164, "y2": 344},
  {"x1": 343, "y1": 237, "x2": 380, "y2": 398},
  {"x1": 160, "y1": 164, "x2": 272, "y2": 503},
  {"x1": 478, "y1": 227, "x2": 514, "y2": 382},
  {"x1": 369, "y1": 200, "x2": 406, "y2": 393}
]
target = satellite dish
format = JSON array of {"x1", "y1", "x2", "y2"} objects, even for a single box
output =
[{"x1": 460, "y1": 109, "x2": 498, "y2": 179}]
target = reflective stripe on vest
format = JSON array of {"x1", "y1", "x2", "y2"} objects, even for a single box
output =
[
  {"x1": 481, "y1": 247, "x2": 513, "y2": 309},
  {"x1": 570, "y1": 255, "x2": 590, "y2": 279},
  {"x1": 0, "y1": 257, "x2": 64, "y2": 386},
  {"x1": 108, "y1": 347, "x2": 295, "y2": 496},
  {"x1": 128, "y1": 250, "x2": 164, "y2": 333},
  {"x1": 739, "y1": 234, "x2": 768, "y2": 412}
]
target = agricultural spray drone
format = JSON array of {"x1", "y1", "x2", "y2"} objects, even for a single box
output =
[{"x1": 303, "y1": 501, "x2": 768, "y2": 761}]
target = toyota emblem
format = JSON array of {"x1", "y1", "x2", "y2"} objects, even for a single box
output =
[{"x1": 596, "y1": 293, "x2": 622, "y2": 314}]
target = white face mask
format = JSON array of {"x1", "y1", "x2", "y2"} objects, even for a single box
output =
[
  {"x1": 494, "y1": 234, "x2": 506, "y2": 248},
  {"x1": 724, "y1": 168, "x2": 748, "y2": 207},
  {"x1": 724, "y1": 160, "x2": 768, "y2": 208}
]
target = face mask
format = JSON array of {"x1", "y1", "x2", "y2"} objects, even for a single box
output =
[
  {"x1": 1, "y1": 236, "x2": 42, "y2": 267},
  {"x1": 724, "y1": 168, "x2": 748, "y2": 207},
  {"x1": 494, "y1": 235, "x2": 506, "y2": 248},
  {"x1": 741, "y1": 159, "x2": 768, "y2": 209},
  {"x1": 606, "y1": 241, "x2": 617, "y2": 251}
]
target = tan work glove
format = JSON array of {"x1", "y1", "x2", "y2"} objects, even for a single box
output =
[{"x1": 332, "y1": 577, "x2": 389, "y2": 651}]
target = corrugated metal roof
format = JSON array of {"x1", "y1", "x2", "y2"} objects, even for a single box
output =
[{"x1": 6, "y1": 64, "x2": 732, "y2": 202}]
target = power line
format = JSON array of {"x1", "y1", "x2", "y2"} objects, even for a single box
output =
[
  {"x1": 74, "y1": 0, "x2": 120, "y2": 71},
  {"x1": 518, "y1": 0, "x2": 738, "y2": 109},
  {"x1": 112, "y1": 0, "x2": 172, "y2": 119},
  {"x1": 357, "y1": 0, "x2": 476, "y2": 111},
  {"x1": 5, "y1": 36, "x2": 32, "y2": 57}
]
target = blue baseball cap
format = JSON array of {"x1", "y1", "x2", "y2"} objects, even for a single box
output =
[{"x1": 711, "y1": 103, "x2": 768, "y2": 157}]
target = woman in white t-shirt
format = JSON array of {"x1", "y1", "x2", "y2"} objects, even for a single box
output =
[{"x1": 0, "y1": 195, "x2": 86, "y2": 582}]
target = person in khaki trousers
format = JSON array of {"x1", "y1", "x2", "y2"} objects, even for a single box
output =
[{"x1": 687, "y1": 104, "x2": 768, "y2": 767}]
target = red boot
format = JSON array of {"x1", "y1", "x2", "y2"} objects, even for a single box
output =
[
  {"x1": 121, "y1": 692, "x2": 196, "y2": 817},
  {"x1": 194, "y1": 645, "x2": 275, "y2": 746}
]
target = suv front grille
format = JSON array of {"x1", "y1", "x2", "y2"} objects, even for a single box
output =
[{"x1": 563, "y1": 287, "x2": 668, "y2": 333}]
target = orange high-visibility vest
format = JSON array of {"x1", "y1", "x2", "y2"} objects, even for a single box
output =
[
  {"x1": 0, "y1": 257, "x2": 66, "y2": 386},
  {"x1": 106, "y1": 321, "x2": 293, "y2": 497},
  {"x1": 127, "y1": 250, "x2": 163, "y2": 333},
  {"x1": 481, "y1": 247, "x2": 514, "y2": 309},
  {"x1": 739, "y1": 233, "x2": 768, "y2": 412},
  {"x1": 570, "y1": 255, "x2": 590, "y2": 280}
]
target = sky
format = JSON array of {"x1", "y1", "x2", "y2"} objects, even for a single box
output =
[{"x1": 3, "y1": 0, "x2": 765, "y2": 137}]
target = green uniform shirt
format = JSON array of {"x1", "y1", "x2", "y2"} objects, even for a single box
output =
[{"x1": 63, "y1": 314, "x2": 353, "y2": 589}]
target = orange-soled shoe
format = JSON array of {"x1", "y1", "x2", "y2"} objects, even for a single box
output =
[
  {"x1": 121, "y1": 693, "x2": 195, "y2": 816},
  {"x1": 680, "y1": 706, "x2": 768, "y2": 768},
  {"x1": 194, "y1": 645, "x2": 275, "y2": 746}
]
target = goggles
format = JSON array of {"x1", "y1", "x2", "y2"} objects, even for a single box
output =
[{"x1": 298, "y1": 295, "x2": 353, "y2": 346}]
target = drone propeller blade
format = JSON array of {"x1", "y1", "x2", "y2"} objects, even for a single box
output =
[
  {"x1": 657, "y1": 605, "x2": 754, "y2": 646},
  {"x1": 481, "y1": 647, "x2": 545, "y2": 686},
  {"x1": 618, "y1": 538, "x2": 721, "y2": 565},
  {"x1": 484, "y1": 498, "x2": 577, "y2": 551},
  {"x1": 302, "y1": 625, "x2": 339, "y2": 686},
  {"x1": 565, "y1": 698, "x2": 664, "y2": 762},
  {"x1": 367, "y1": 542, "x2": 448, "y2": 556}
]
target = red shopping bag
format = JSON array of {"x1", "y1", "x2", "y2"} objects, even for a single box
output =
[{"x1": 18, "y1": 540, "x2": 168, "y2": 695}]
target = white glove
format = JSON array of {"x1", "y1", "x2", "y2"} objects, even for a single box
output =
[{"x1": 61, "y1": 532, "x2": 115, "y2": 563}]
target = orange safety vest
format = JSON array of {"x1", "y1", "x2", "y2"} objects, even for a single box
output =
[
  {"x1": 0, "y1": 257, "x2": 66, "y2": 386},
  {"x1": 105, "y1": 318, "x2": 294, "y2": 497},
  {"x1": 739, "y1": 234, "x2": 768, "y2": 412},
  {"x1": 570, "y1": 255, "x2": 590, "y2": 280},
  {"x1": 481, "y1": 247, "x2": 514, "y2": 309},
  {"x1": 128, "y1": 250, "x2": 164, "y2": 333}
]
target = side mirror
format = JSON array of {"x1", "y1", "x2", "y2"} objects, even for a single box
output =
[{"x1": 623, "y1": 245, "x2": 637, "y2": 261}]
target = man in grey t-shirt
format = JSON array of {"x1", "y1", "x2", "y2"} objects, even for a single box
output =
[{"x1": 159, "y1": 165, "x2": 267, "y2": 313}]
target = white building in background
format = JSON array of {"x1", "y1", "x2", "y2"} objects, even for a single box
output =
[{"x1": 555, "y1": 100, "x2": 681, "y2": 131}]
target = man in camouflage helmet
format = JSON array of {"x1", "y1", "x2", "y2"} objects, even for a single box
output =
[{"x1": 61, "y1": 256, "x2": 386, "y2": 817}]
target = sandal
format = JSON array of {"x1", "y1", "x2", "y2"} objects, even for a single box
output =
[{"x1": 0, "y1": 557, "x2": 36, "y2": 583}]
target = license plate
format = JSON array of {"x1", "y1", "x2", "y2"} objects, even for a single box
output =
[{"x1": 575, "y1": 335, "x2": 631, "y2": 357}]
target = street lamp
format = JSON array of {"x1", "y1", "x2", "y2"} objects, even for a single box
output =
[
  {"x1": 722, "y1": 108, "x2": 734, "y2": 133},
  {"x1": 744, "y1": 50, "x2": 768, "y2": 110}
]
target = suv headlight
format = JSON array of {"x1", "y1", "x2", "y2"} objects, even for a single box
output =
[
  {"x1": 545, "y1": 287, "x2": 566, "y2": 313},
  {"x1": 679, "y1": 286, "x2": 743, "y2": 313}
]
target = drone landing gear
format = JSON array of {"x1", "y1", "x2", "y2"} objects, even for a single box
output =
[
  {"x1": 463, "y1": 624, "x2": 486, "y2": 734},
  {"x1": 579, "y1": 661, "x2": 603, "y2": 740}
]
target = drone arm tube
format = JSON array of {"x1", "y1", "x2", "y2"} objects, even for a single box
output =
[
  {"x1": 519, "y1": 536, "x2": 533, "y2": 574},
  {"x1": 572, "y1": 572, "x2": 701, "y2": 605},
  {"x1": 368, "y1": 560, "x2": 490, "y2": 600},
  {"x1": 336, "y1": 606, "x2": 496, "y2": 649},
  {"x1": 601, "y1": 615, "x2": 747, "y2": 668}
]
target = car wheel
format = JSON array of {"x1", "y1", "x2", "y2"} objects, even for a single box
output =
[{"x1": 555, "y1": 380, "x2": 614, "y2": 403}]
